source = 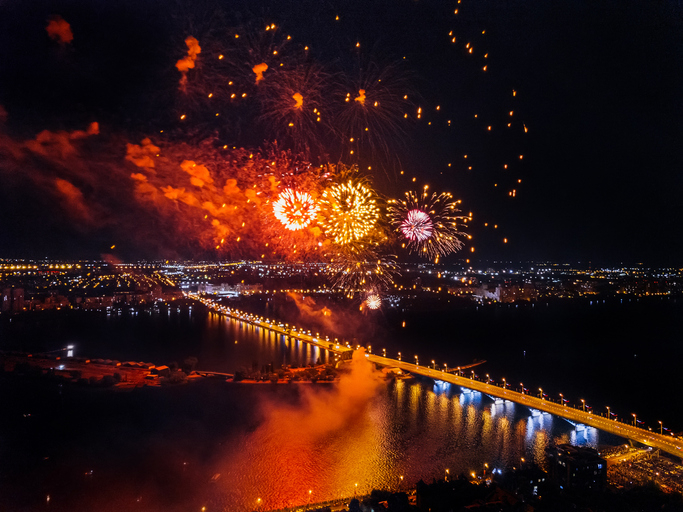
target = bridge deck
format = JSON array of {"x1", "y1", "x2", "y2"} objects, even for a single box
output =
[{"x1": 369, "y1": 355, "x2": 683, "y2": 459}]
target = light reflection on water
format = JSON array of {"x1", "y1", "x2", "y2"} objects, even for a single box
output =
[
  {"x1": 208, "y1": 376, "x2": 604, "y2": 511},
  {"x1": 197, "y1": 312, "x2": 609, "y2": 511},
  {"x1": 2, "y1": 307, "x2": 623, "y2": 512},
  {"x1": 203, "y1": 313, "x2": 324, "y2": 371},
  {"x1": 99, "y1": 309, "x2": 612, "y2": 512}
]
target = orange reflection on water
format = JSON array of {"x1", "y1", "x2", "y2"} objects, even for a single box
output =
[{"x1": 198, "y1": 353, "x2": 603, "y2": 510}]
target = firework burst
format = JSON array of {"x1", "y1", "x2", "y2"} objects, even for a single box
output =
[
  {"x1": 364, "y1": 292, "x2": 382, "y2": 310},
  {"x1": 334, "y1": 57, "x2": 415, "y2": 169},
  {"x1": 258, "y1": 61, "x2": 331, "y2": 153},
  {"x1": 318, "y1": 176, "x2": 380, "y2": 245},
  {"x1": 401, "y1": 209, "x2": 433, "y2": 242},
  {"x1": 327, "y1": 245, "x2": 399, "y2": 292},
  {"x1": 388, "y1": 190, "x2": 468, "y2": 262},
  {"x1": 272, "y1": 188, "x2": 318, "y2": 230}
]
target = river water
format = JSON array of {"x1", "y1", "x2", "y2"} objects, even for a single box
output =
[{"x1": 1, "y1": 298, "x2": 680, "y2": 511}]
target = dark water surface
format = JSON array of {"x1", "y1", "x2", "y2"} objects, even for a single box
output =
[
  {"x1": 0, "y1": 297, "x2": 681, "y2": 511},
  {"x1": 2, "y1": 296, "x2": 680, "y2": 425}
]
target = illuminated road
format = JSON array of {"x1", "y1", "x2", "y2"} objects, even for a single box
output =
[{"x1": 188, "y1": 293, "x2": 683, "y2": 459}]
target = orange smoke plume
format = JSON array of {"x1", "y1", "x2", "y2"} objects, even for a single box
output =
[
  {"x1": 126, "y1": 138, "x2": 159, "y2": 170},
  {"x1": 180, "y1": 160, "x2": 213, "y2": 187},
  {"x1": 176, "y1": 36, "x2": 201, "y2": 91},
  {"x1": 69, "y1": 122, "x2": 99, "y2": 140},
  {"x1": 46, "y1": 16, "x2": 73, "y2": 45},
  {"x1": 161, "y1": 186, "x2": 184, "y2": 200},
  {"x1": 213, "y1": 347, "x2": 385, "y2": 509},
  {"x1": 253, "y1": 62, "x2": 268, "y2": 83},
  {"x1": 54, "y1": 178, "x2": 91, "y2": 223},
  {"x1": 25, "y1": 123, "x2": 99, "y2": 160},
  {"x1": 292, "y1": 92, "x2": 303, "y2": 109}
]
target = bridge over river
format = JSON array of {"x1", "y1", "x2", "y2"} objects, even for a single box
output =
[
  {"x1": 367, "y1": 354, "x2": 683, "y2": 459},
  {"x1": 189, "y1": 293, "x2": 683, "y2": 459}
]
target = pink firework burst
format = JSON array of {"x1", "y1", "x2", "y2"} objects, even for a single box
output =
[
  {"x1": 272, "y1": 188, "x2": 318, "y2": 230},
  {"x1": 388, "y1": 191, "x2": 467, "y2": 261},
  {"x1": 400, "y1": 209, "x2": 433, "y2": 242}
]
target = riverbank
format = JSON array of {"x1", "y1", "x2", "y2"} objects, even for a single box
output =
[{"x1": 0, "y1": 352, "x2": 353, "y2": 389}]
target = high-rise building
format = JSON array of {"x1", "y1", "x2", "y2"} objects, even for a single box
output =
[
  {"x1": 546, "y1": 444, "x2": 606, "y2": 491},
  {"x1": 11, "y1": 288, "x2": 24, "y2": 313},
  {"x1": 1, "y1": 288, "x2": 10, "y2": 312}
]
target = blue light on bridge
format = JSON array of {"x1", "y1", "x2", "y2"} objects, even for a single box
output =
[
  {"x1": 433, "y1": 380, "x2": 452, "y2": 395},
  {"x1": 459, "y1": 388, "x2": 482, "y2": 406},
  {"x1": 570, "y1": 426, "x2": 599, "y2": 448}
]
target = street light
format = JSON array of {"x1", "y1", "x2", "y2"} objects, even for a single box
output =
[
  {"x1": 432, "y1": 360, "x2": 436, "y2": 369},
  {"x1": 520, "y1": 383, "x2": 524, "y2": 394},
  {"x1": 486, "y1": 374, "x2": 490, "y2": 383},
  {"x1": 502, "y1": 378, "x2": 506, "y2": 388},
  {"x1": 659, "y1": 421, "x2": 663, "y2": 435},
  {"x1": 581, "y1": 399, "x2": 585, "y2": 412},
  {"x1": 538, "y1": 387, "x2": 543, "y2": 399},
  {"x1": 445, "y1": 363, "x2": 448, "y2": 373},
  {"x1": 415, "y1": 355, "x2": 418, "y2": 366},
  {"x1": 398, "y1": 352, "x2": 401, "y2": 361},
  {"x1": 383, "y1": 348, "x2": 386, "y2": 357},
  {"x1": 632, "y1": 413, "x2": 637, "y2": 426},
  {"x1": 445, "y1": 468, "x2": 449, "y2": 481}
]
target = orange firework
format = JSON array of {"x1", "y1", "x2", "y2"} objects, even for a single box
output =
[
  {"x1": 334, "y1": 58, "x2": 415, "y2": 167},
  {"x1": 272, "y1": 188, "x2": 318, "y2": 231},
  {"x1": 253, "y1": 62, "x2": 268, "y2": 83},
  {"x1": 257, "y1": 61, "x2": 331, "y2": 154}
]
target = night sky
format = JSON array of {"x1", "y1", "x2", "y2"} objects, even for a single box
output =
[{"x1": 0, "y1": 0, "x2": 682, "y2": 265}]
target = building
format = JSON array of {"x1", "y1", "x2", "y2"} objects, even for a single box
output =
[
  {"x1": 1, "y1": 288, "x2": 10, "y2": 312},
  {"x1": 1, "y1": 287, "x2": 25, "y2": 313},
  {"x1": 546, "y1": 444, "x2": 606, "y2": 491},
  {"x1": 197, "y1": 282, "x2": 263, "y2": 296}
]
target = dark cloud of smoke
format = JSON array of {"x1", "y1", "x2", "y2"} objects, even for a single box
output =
[
  {"x1": 286, "y1": 292, "x2": 337, "y2": 332},
  {"x1": 24, "y1": 122, "x2": 99, "y2": 160},
  {"x1": 0, "y1": 124, "x2": 192, "y2": 258},
  {"x1": 46, "y1": 15, "x2": 74, "y2": 45},
  {"x1": 54, "y1": 178, "x2": 92, "y2": 224},
  {"x1": 288, "y1": 292, "x2": 368, "y2": 339}
]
